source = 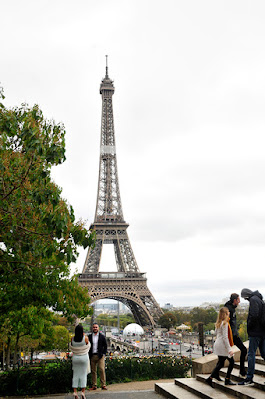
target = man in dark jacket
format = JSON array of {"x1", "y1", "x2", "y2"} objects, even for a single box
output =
[
  {"x1": 88, "y1": 323, "x2": 108, "y2": 390},
  {"x1": 238, "y1": 288, "x2": 265, "y2": 386},
  {"x1": 225, "y1": 293, "x2": 247, "y2": 376}
]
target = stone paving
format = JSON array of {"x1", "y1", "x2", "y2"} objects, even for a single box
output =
[{"x1": 7, "y1": 379, "x2": 173, "y2": 399}]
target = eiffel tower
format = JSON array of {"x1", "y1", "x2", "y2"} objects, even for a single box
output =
[{"x1": 78, "y1": 58, "x2": 163, "y2": 327}]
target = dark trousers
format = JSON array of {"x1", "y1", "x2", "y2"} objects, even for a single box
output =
[
  {"x1": 211, "y1": 356, "x2": 234, "y2": 379},
  {"x1": 233, "y1": 335, "x2": 247, "y2": 374}
]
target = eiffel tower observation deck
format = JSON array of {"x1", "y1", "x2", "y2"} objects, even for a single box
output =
[{"x1": 78, "y1": 58, "x2": 163, "y2": 327}]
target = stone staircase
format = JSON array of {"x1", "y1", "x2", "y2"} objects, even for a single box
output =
[{"x1": 155, "y1": 356, "x2": 265, "y2": 399}]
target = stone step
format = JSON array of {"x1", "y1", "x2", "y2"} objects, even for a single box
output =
[
  {"x1": 255, "y1": 356, "x2": 265, "y2": 366},
  {"x1": 155, "y1": 379, "x2": 235, "y2": 399},
  {"x1": 175, "y1": 377, "x2": 235, "y2": 398},
  {"x1": 219, "y1": 366, "x2": 265, "y2": 388},
  {"x1": 197, "y1": 374, "x2": 265, "y2": 399},
  {"x1": 233, "y1": 361, "x2": 265, "y2": 377},
  {"x1": 155, "y1": 381, "x2": 201, "y2": 399}
]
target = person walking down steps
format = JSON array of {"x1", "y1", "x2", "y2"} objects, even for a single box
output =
[
  {"x1": 238, "y1": 288, "x2": 265, "y2": 386},
  {"x1": 206, "y1": 307, "x2": 236, "y2": 387},
  {"x1": 225, "y1": 293, "x2": 247, "y2": 377},
  {"x1": 70, "y1": 324, "x2": 91, "y2": 399}
]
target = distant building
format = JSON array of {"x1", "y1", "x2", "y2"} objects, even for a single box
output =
[
  {"x1": 174, "y1": 306, "x2": 194, "y2": 313},
  {"x1": 164, "y1": 303, "x2": 173, "y2": 310},
  {"x1": 162, "y1": 298, "x2": 249, "y2": 314},
  {"x1": 199, "y1": 302, "x2": 221, "y2": 311},
  {"x1": 94, "y1": 301, "x2": 132, "y2": 315}
]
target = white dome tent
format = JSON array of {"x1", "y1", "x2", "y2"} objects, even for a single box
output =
[{"x1": 123, "y1": 323, "x2": 144, "y2": 340}]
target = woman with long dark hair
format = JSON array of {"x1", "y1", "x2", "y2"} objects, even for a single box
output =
[
  {"x1": 70, "y1": 324, "x2": 91, "y2": 399},
  {"x1": 206, "y1": 307, "x2": 235, "y2": 387}
]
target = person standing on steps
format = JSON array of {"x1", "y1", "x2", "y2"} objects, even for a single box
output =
[
  {"x1": 206, "y1": 307, "x2": 236, "y2": 388},
  {"x1": 238, "y1": 288, "x2": 265, "y2": 386},
  {"x1": 225, "y1": 293, "x2": 247, "y2": 377},
  {"x1": 88, "y1": 323, "x2": 108, "y2": 391}
]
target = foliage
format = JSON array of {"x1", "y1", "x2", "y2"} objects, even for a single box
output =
[
  {"x1": 96, "y1": 313, "x2": 134, "y2": 329},
  {"x1": 52, "y1": 325, "x2": 69, "y2": 351},
  {"x1": 0, "y1": 355, "x2": 192, "y2": 395},
  {"x1": 173, "y1": 310, "x2": 192, "y2": 326},
  {"x1": 238, "y1": 321, "x2": 248, "y2": 342},
  {"x1": 237, "y1": 309, "x2": 248, "y2": 326},
  {"x1": 0, "y1": 92, "x2": 95, "y2": 362},
  {"x1": 105, "y1": 354, "x2": 191, "y2": 382},
  {"x1": 159, "y1": 308, "x2": 218, "y2": 331},
  {"x1": 190, "y1": 308, "x2": 217, "y2": 330},
  {"x1": 204, "y1": 322, "x2": 215, "y2": 332},
  {"x1": 0, "y1": 360, "x2": 72, "y2": 396},
  {"x1": 158, "y1": 312, "x2": 177, "y2": 330}
]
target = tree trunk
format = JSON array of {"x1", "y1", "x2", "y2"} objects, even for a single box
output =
[
  {"x1": 13, "y1": 332, "x2": 20, "y2": 365},
  {"x1": 6, "y1": 336, "x2": 11, "y2": 368}
]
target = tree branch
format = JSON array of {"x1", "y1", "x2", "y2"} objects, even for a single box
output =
[
  {"x1": 1, "y1": 154, "x2": 35, "y2": 201},
  {"x1": 17, "y1": 225, "x2": 51, "y2": 237}
]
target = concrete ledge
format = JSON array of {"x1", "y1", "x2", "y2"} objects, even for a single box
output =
[{"x1": 192, "y1": 341, "x2": 249, "y2": 377}]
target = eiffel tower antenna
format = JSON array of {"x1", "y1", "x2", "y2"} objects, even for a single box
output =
[
  {"x1": 105, "y1": 54, "x2": 109, "y2": 77},
  {"x1": 78, "y1": 59, "x2": 163, "y2": 327}
]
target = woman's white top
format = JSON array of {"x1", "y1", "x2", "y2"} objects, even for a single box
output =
[{"x1": 213, "y1": 321, "x2": 232, "y2": 357}]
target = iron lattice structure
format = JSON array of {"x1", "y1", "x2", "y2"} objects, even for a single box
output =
[{"x1": 78, "y1": 62, "x2": 163, "y2": 327}]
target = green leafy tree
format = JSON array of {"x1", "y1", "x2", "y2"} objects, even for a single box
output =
[
  {"x1": 0, "y1": 91, "x2": 95, "y2": 363},
  {"x1": 53, "y1": 325, "x2": 69, "y2": 351},
  {"x1": 190, "y1": 307, "x2": 217, "y2": 330},
  {"x1": 95, "y1": 313, "x2": 134, "y2": 330},
  {"x1": 238, "y1": 321, "x2": 248, "y2": 342},
  {"x1": 158, "y1": 312, "x2": 177, "y2": 330},
  {"x1": 173, "y1": 310, "x2": 192, "y2": 326},
  {"x1": 204, "y1": 322, "x2": 215, "y2": 332}
]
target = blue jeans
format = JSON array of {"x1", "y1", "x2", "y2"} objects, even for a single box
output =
[{"x1": 247, "y1": 336, "x2": 265, "y2": 380}]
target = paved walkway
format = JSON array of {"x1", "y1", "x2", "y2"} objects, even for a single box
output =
[{"x1": 7, "y1": 379, "x2": 173, "y2": 399}]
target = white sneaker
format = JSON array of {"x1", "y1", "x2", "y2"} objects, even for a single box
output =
[{"x1": 238, "y1": 378, "x2": 254, "y2": 386}]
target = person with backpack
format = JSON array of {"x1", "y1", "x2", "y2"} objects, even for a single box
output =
[
  {"x1": 225, "y1": 293, "x2": 247, "y2": 376},
  {"x1": 238, "y1": 288, "x2": 265, "y2": 386}
]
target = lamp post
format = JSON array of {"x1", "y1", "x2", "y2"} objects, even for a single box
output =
[{"x1": 198, "y1": 322, "x2": 205, "y2": 356}]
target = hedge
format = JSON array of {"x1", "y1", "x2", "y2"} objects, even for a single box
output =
[{"x1": 0, "y1": 355, "x2": 192, "y2": 396}]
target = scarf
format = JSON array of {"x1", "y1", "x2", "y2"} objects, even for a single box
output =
[
  {"x1": 228, "y1": 322, "x2": 234, "y2": 347},
  {"x1": 69, "y1": 342, "x2": 90, "y2": 356}
]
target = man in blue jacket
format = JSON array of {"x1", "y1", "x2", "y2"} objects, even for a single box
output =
[
  {"x1": 238, "y1": 288, "x2": 265, "y2": 386},
  {"x1": 88, "y1": 323, "x2": 108, "y2": 390}
]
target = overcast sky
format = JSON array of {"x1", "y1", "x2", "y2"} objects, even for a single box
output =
[{"x1": 2, "y1": 0, "x2": 265, "y2": 307}]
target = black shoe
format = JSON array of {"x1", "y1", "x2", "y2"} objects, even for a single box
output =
[
  {"x1": 212, "y1": 375, "x2": 223, "y2": 381},
  {"x1": 205, "y1": 377, "x2": 213, "y2": 387},
  {"x1": 239, "y1": 370, "x2": 246, "y2": 377},
  {"x1": 238, "y1": 378, "x2": 254, "y2": 386},
  {"x1": 225, "y1": 379, "x2": 236, "y2": 385}
]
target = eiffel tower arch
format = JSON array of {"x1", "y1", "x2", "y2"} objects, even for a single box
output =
[{"x1": 78, "y1": 58, "x2": 163, "y2": 327}]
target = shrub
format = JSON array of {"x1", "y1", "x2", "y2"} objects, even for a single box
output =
[
  {"x1": 0, "y1": 361, "x2": 72, "y2": 396},
  {"x1": 0, "y1": 355, "x2": 192, "y2": 396},
  {"x1": 105, "y1": 355, "x2": 191, "y2": 383}
]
